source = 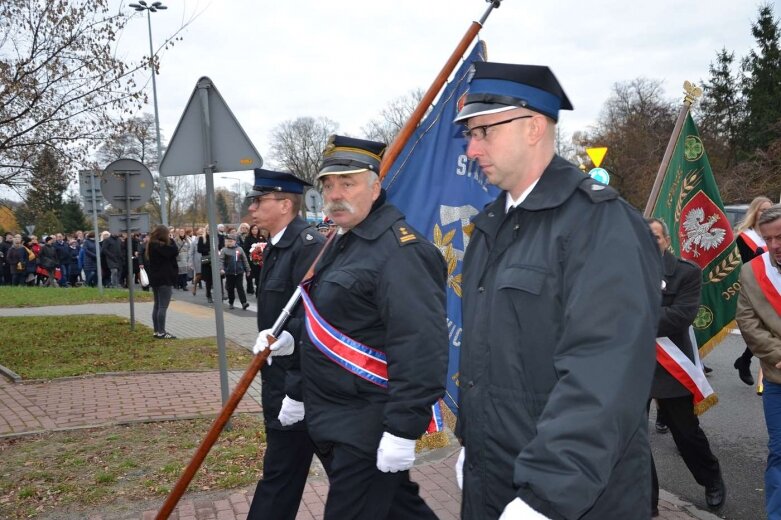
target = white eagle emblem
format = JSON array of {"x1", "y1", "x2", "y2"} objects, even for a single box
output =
[{"x1": 681, "y1": 207, "x2": 726, "y2": 257}]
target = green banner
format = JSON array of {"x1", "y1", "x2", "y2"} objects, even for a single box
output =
[{"x1": 652, "y1": 112, "x2": 740, "y2": 356}]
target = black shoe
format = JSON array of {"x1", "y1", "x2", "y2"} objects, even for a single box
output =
[
  {"x1": 155, "y1": 332, "x2": 177, "y2": 340},
  {"x1": 703, "y1": 364, "x2": 713, "y2": 374},
  {"x1": 734, "y1": 357, "x2": 754, "y2": 386},
  {"x1": 242, "y1": 302, "x2": 250, "y2": 310},
  {"x1": 651, "y1": 507, "x2": 659, "y2": 517},
  {"x1": 655, "y1": 419, "x2": 668, "y2": 434},
  {"x1": 207, "y1": 297, "x2": 213, "y2": 303},
  {"x1": 229, "y1": 303, "x2": 235, "y2": 309},
  {"x1": 705, "y1": 475, "x2": 726, "y2": 509}
]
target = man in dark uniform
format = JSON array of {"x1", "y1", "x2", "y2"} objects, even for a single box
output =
[
  {"x1": 647, "y1": 218, "x2": 725, "y2": 514},
  {"x1": 297, "y1": 135, "x2": 448, "y2": 519},
  {"x1": 245, "y1": 168, "x2": 325, "y2": 520},
  {"x1": 453, "y1": 63, "x2": 662, "y2": 519}
]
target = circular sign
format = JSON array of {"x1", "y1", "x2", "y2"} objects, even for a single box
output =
[
  {"x1": 588, "y1": 167, "x2": 610, "y2": 185},
  {"x1": 101, "y1": 159, "x2": 154, "y2": 211},
  {"x1": 305, "y1": 188, "x2": 323, "y2": 213}
]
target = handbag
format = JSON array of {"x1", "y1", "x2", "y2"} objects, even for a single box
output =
[{"x1": 139, "y1": 266, "x2": 150, "y2": 288}]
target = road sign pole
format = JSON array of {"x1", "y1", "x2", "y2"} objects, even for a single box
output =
[
  {"x1": 125, "y1": 171, "x2": 136, "y2": 330},
  {"x1": 90, "y1": 170, "x2": 104, "y2": 294},
  {"x1": 198, "y1": 80, "x2": 231, "y2": 414}
]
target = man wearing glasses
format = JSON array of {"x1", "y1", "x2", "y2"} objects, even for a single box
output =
[
  {"x1": 245, "y1": 168, "x2": 325, "y2": 520},
  {"x1": 453, "y1": 62, "x2": 662, "y2": 519}
]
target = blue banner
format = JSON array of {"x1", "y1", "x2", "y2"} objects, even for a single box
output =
[{"x1": 384, "y1": 41, "x2": 498, "y2": 415}]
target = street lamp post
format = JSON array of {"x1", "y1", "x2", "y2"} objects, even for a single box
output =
[{"x1": 129, "y1": 1, "x2": 168, "y2": 227}]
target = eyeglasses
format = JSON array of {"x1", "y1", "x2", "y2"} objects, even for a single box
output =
[
  {"x1": 249, "y1": 195, "x2": 285, "y2": 206},
  {"x1": 462, "y1": 115, "x2": 534, "y2": 142}
]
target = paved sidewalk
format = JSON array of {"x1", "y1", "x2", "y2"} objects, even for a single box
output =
[{"x1": 0, "y1": 298, "x2": 719, "y2": 519}]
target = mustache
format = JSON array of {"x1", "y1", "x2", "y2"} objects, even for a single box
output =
[{"x1": 324, "y1": 201, "x2": 354, "y2": 215}]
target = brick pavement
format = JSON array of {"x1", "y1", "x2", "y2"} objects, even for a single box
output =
[{"x1": 0, "y1": 298, "x2": 717, "y2": 519}]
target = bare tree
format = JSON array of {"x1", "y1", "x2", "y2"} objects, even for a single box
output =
[
  {"x1": 576, "y1": 78, "x2": 676, "y2": 209},
  {"x1": 268, "y1": 117, "x2": 339, "y2": 184},
  {"x1": 362, "y1": 89, "x2": 425, "y2": 145},
  {"x1": 97, "y1": 114, "x2": 161, "y2": 169},
  {"x1": 0, "y1": 1, "x2": 144, "y2": 191}
]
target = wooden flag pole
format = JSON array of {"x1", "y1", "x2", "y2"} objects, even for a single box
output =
[
  {"x1": 379, "y1": 0, "x2": 503, "y2": 180},
  {"x1": 643, "y1": 81, "x2": 703, "y2": 217}
]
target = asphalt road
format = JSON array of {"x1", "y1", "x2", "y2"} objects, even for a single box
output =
[{"x1": 651, "y1": 332, "x2": 768, "y2": 520}]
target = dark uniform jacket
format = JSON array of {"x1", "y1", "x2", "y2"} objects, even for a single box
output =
[
  {"x1": 257, "y1": 216, "x2": 323, "y2": 431},
  {"x1": 650, "y1": 251, "x2": 702, "y2": 399},
  {"x1": 300, "y1": 197, "x2": 448, "y2": 457},
  {"x1": 457, "y1": 156, "x2": 662, "y2": 520}
]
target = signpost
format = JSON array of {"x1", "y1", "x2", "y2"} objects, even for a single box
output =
[
  {"x1": 102, "y1": 159, "x2": 154, "y2": 330},
  {"x1": 79, "y1": 169, "x2": 104, "y2": 292},
  {"x1": 160, "y1": 77, "x2": 263, "y2": 410},
  {"x1": 585, "y1": 147, "x2": 610, "y2": 185}
]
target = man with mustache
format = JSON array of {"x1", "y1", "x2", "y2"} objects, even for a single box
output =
[
  {"x1": 294, "y1": 135, "x2": 448, "y2": 519},
  {"x1": 453, "y1": 62, "x2": 662, "y2": 519}
]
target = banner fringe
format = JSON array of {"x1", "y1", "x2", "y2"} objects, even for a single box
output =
[
  {"x1": 694, "y1": 392, "x2": 719, "y2": 416},
  {"x1": 699, "y1": 320, "x2": 736, "y2": 358}
]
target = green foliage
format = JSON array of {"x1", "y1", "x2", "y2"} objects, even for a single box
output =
[
  {"x1": 741, "y1": 4, "x2": 781, "y2": 153},
  {"x1": 60, "y1": 194, "x2": 90, "y2": 233}
]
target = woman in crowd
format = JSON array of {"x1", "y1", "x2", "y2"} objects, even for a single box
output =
[
  {"x1": 242, "y1": 224, "x2": 262, "y2": 295},
  {"x1": 6, "y1": 236, "x2": 28, "y2": 286},
  {"x1": 734, "y1": 195, "x2": 774, "y2": 394},
  {"x1": 174, "y1": 228, "x2": 191, "y2": 291},
  {"x1": 197, "y1": 224, "x2": 224, "y2": 304},
  {"x1": 144, "y1": 224, "x2": 178, "y2": 339},
  {"x1": 190, "y1": 227, "x2": 203, "y2": 295}
]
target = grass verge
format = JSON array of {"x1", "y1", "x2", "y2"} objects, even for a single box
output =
[
  {"x1": 0, "y1": 286, "x2": 152, "y2": 308},
  {"x1": 0, "y1": 315, "x2": 253, "y2": 379},
  {"x1": 0, "y1": 415, "x2": 265, "y2": 520}
]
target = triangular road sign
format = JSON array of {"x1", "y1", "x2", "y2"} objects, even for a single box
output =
[
  {"x1": 586, "y1": 147, "x2": 608, "y2": 168},
  {"x1": 160, "y1": 76, "x2": 263, "y2": 177}
]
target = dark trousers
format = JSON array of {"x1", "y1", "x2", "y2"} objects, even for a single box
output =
[
  {"x1": 225, "y1": 273, "x2": 247, "y2": 305},
  {"x1": 202, "y1": 263, "x2": 214, "y2": 298},
  {"x1": 318, "y1": 442, "x2": 437, "y2": 520},
  {"x1": 152, "y1": 285, "x2": 173, "y2": 334},
  {"x1": 650, "y1": 396, "x2": 721, "y2": 507},
  {"x1": 247, "y1": 428, "x2": 316, "y2": 520}
]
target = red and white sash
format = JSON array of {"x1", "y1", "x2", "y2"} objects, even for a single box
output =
[
  {"x1": 655, "y1": 329, "x2": 714, "y2": 405},
  {"x1": 751, "y1": 252, "x2": 781, "y2": 315},
  {"x1": 740, "y1": 229, "x2": 766, "y2": 254}
]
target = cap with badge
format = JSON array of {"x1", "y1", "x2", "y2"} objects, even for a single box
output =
[
  {"x1": 317, "y1": 135, "x2": 386, "y2": 179},
  {"x1": 246, "y1": 168, "x2": 311, "y2": 198},
  {"x1": 454, "y1": 62, "x2": 573, "y2": 123}
]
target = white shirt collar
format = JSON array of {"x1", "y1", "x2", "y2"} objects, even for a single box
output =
[
  {"x1": 505, "y1": 179, "x2": 540, "y2": 212},
  {"x1": 270, "y1": 227, "x2": 287, "y2": 246}
]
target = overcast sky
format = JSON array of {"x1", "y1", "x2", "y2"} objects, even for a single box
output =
[{"x1": 72, "y1": 0, "x2": 778, "y2": 191}]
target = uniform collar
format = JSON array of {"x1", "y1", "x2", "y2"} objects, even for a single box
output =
[
  {"x1": 275, "y1": 216, "x2": 310, "y2": 248},
  {"x1": 349, "y1": 202, "x2": 404, "y2": 241},
  {"x1": 662, "y1": 250, "x2": 677, "y2": 277}
]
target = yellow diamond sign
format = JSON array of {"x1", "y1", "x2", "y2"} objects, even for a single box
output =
[{"x1": 586, "y1": 147, "x2": 608, "y2": 168}]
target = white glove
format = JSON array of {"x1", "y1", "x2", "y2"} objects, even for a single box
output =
[
  {"x1": 455, "y1": 447, "x2": 465, "y2": 490},
  {"x1": 277, "y1": 396, "x2": 305, "y2": 426},
  {"x1": 499, "y1": 497, "x2": 551, "y2": 520},
  {"x1": 252, "y1": 329, "x2": 295, "y2": 365},
  {"x1": 376, "y1": 431, "x2": 416, "y2": 473}
]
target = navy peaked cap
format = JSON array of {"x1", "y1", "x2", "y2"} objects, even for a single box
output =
[
  {"x1": 454, "y1": 62, "x2": 573, "y2": 123},
  {"x1": 246, "y1": 169, "x2": 311, "y2": 197},
  {"x1": 317, "y1": 135, "x2": 386, "y2": 179}
]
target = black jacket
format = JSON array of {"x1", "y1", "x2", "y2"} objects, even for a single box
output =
[
  {"x1": 145, "y1": 241, "x2": 178, "y2": 287},
  {"x1": 102, "y1": 235, "x2": 123, "y2": 269},
  {"x1": 300, "y1": 200, "x2": 448, "y2": 456},
  {"x1": 457, "y1": 156, "x2": 662, "y2": 520},
  {"x1": 257, "y1": 216, "x2": 324, "y2": 431},
  {"x1": 651, "y1": 251, "x2": 702, "y2": 398}
]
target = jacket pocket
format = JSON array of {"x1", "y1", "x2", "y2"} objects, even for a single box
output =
[
  {"x1": 320, "y1": 269, "x2": 357, "y2": 290},
  {"x1": 496, "y1": 265, "x2": 548, "y2": 295},
  {"x1": 263, "y1": 277, "x2": 291, "y2": 293}
]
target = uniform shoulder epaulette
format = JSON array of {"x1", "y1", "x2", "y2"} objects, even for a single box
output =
[
  {"x1": 578, "y1": 177, "x2": 619, "y2": 203},
  {"x1": 299, "y1": 227, "x2": 319, "y2": 245},
  {"x1": 678, "y1": 257, "x2": 700, "y2": 270},
  {"x1": 392, "y1": 221, "x2": 420, "y2": 246}
]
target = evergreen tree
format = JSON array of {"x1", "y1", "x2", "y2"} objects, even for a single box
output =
[
  {"x1": 215, "y1": 190, "x2": 231, "y2": 224},
  {"x1": 699, "y1": 49, "x2": 744, "y2": 169},
  {"x1": 25, "y1": 148, "x2": 68, "y2": 219},
  {"x1": 60, "y1": 194, "x2": 89, "y2": 233},
  {"x1": 741, "y1": 4, "x2": 781, "y2": 152}
]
